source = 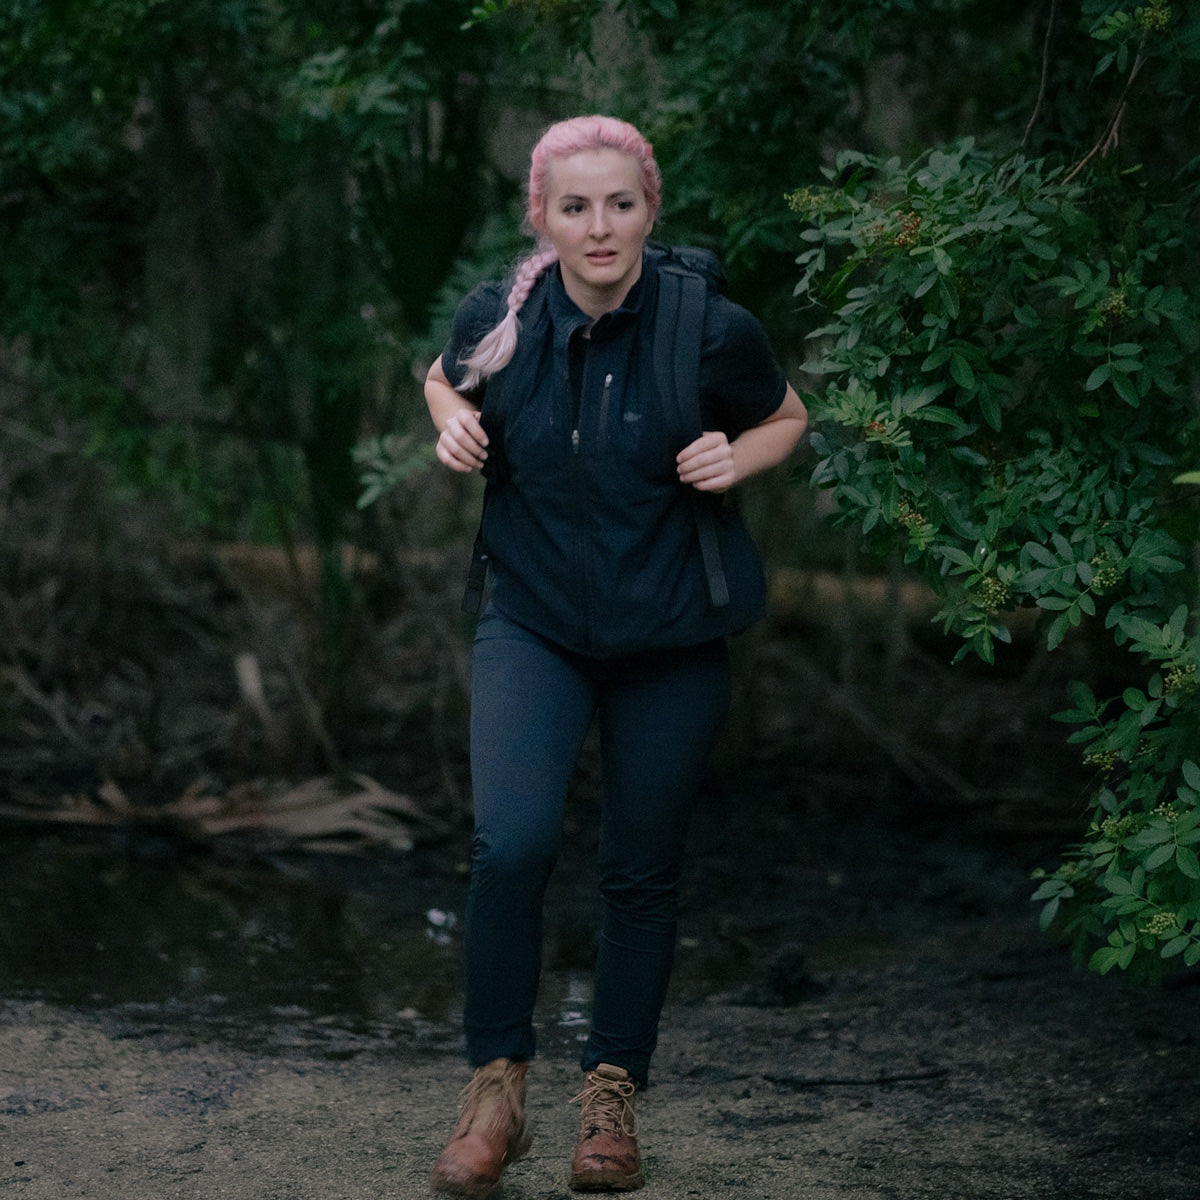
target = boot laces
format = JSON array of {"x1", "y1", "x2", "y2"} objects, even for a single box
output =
[
  {"x1": 571, "y1": 1069, "x2": 639, "y2": 1137},
  {"x1": 456, "y1": 1061, "x2": 524, "y2": 1133}
]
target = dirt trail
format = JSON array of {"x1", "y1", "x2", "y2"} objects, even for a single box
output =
[{"x1": 2, "y1": 794, "x2": 1198, "y2": 1200}]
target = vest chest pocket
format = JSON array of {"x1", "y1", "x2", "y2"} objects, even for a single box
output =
[{"x1": 610, "y1": 381, "x2": 678, "y2": 485}]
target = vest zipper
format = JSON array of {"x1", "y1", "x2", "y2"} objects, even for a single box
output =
[
  {"x1": 598, "y1": 373, "x2": 613, "y2": 448},
  {"x1": 573, "y1": 374, "x2": 611, "y2": 454}
]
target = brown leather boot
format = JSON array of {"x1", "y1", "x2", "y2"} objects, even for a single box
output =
[
  {"x1": 568, "y1": 1063, "x2": 644, "y2": 1192},
  {"x1": 430, "y1": 1058, "x2": 532, "y2": 1198}
]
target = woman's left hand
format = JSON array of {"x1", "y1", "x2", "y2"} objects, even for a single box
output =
[{"x1": 676, "y1": 431, "x2": 737, "y2": 494}]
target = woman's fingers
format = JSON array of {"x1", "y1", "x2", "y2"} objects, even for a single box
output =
[
  {"x1": 677, "y1": 432, "x2": 735, "y2": 492},
  {"x1": 438, "y1": 410, "x2": 489, "y2": 473}
]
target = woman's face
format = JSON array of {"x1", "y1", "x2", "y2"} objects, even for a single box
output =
[{"x1": 541, "y1": 148, "x2": 654, "y2": 316}]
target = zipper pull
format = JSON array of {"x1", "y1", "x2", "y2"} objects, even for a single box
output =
[{"x1": 572, "y1": 428, "x2": 580, "y2": 453}]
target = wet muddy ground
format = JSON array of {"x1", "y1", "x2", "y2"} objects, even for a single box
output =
[{"x1": 3, "y1": 764, "x2": 1199, "y2": 1200}]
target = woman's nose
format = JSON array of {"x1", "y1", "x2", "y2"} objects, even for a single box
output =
[{"x1": 588, "y1": 209, "x2": 611, "y2": 238}]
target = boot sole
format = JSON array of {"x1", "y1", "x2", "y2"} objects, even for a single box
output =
[
  {"x1": 568, "y1": 1170, "x2": 645, "y2": 1192},
  {"x1": 430, "y1": 1170, "x2": 502, "y2": 1200}
]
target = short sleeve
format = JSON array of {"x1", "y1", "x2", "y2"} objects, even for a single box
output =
[
  {"x1": 439, "y1": 280, "x2": 508, "y2": 394},
  {"x1": 698, "y1": 295, "x2": 789, "y2": 438}
]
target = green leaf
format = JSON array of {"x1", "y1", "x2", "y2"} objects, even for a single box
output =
[
  {"x1": 1088, "y1": 946, "x2": 1123, "y2": 974},
  {"x1": 1135, "y1": 821, "x2": 1175, "y2": 846},
  {"x1": 1176, "y1": 846, "x2": 1200, "y2": 880},
  {"x1": 1021, "y1": 236, "x2": 1058, "y2": 261},
  {"x1": 1161, "y1": 935, "x2": 1191, "y2": 958},
  {"x1": 1111, "y1": 372, "x2": 1140, "y2": 407},
  {"x1": 1144, "y1": 842, "x2": 1176, "y2": 871},
  {"x1": 1031, "y1": 879, "x2": 1065, "y2": 901},
  {"x1": 1025, "y1": 543, "x2": 1059, "y2": 568},
  {"x1": 913, "y1": 271, "x2": 938, "y2": 299},
  {"x1": 949, "y1": 354, "x2": 976, "y2": 390},
  {"x1": 1047, "y1": 613, "x2": 1070, "y2": 651},
  {"x1": 1085, "y1": 363, "x2": 1111, "y2": 391}
]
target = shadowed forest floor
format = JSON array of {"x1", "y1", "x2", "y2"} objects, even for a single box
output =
[{"x1": 3, "y1": 751, "x2": 1199, "y2": 1199}]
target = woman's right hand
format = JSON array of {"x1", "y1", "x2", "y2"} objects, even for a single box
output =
[
  {"x1": 436, "y1": 407, "x2": 489, "y2": 474},
  {"x1": 425, "y1": 355, "x2": 489, "y2": 473}
]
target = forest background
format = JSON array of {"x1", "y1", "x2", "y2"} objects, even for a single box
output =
[{"x1": 1, "y1": 0, "x2": 1199, "y2": 981}]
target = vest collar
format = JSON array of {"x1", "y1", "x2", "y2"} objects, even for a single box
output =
[{"x1": 545, "y1": 255, "x2": 658, "y2": 343}]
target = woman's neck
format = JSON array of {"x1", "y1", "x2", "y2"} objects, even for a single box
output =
[{"x1": 561, "y1": 264, "x2": 643, "y2": 321}]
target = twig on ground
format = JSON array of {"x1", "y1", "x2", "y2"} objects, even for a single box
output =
[{"x1": 763, "y1": 1068, "x2": 950, "y2": 1089}]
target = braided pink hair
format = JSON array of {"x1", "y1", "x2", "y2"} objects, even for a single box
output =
[{"x1": 457, "y1": 115, "x2": 662, "y2": 391}]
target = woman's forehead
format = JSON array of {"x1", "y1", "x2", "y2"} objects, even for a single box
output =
[{"x1": 544, "y1": 149, "x2": 644, "y2": 198}]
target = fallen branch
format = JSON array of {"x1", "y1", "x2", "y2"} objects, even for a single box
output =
[
  {"x1": 0, "y1": 772, "x2": 448, "y2": 855},
  {"x1": 2, "y1": 666, "x2": 89, "y2": 752}
]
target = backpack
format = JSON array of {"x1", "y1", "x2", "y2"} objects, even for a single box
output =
[{"x1": 461, "y1": 242, "x2": 730, "y2": 616}]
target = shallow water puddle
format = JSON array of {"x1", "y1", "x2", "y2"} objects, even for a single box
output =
[{"x1": 0, "y1": 830, "x2": 602, "y2": 1057}]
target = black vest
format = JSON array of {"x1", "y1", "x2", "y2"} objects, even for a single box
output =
[{"x1": 477, "y1": 259, "x2": 766, "y2": 658}]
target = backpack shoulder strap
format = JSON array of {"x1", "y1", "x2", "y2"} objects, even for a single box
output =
[{"x1": 653, "y1": 256, "x2": 731, "y2": 609}]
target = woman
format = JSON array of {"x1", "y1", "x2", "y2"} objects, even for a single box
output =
[{"x1": 425, "y1": 115, "x2": 807, "y2": 1197}]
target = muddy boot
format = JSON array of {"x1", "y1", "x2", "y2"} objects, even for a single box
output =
[
  {"x1": 568, "y1": 1063, "x2": 644, "y2": 1192},
  {"x1": 430, "y1": 1058, "x2": 532, "y2": 1198}
]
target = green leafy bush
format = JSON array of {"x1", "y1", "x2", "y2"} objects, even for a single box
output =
[{"x1": 792, "y1": 128, "x2": 1200, "y2": 977}]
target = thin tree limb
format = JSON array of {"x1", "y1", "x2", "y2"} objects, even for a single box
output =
[
  {"x1": 1064, "y1": 44, "x2": 1147, "y2": 183},
  {"x1": 1022, "y1": 0, "x2": 1059, "y2": 149}
]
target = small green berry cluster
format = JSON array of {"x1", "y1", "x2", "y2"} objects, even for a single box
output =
[
  {"x1": 1094, "y1": 289, "x2": 1130, "y2": 328},
  {"x1": 1087, "y1": 747, "x2": 1122, "y2": 772},
  {"x1": 974, "y1": 576, "x2": 1011, "y2": 613},
  {"x1": 1099, "y1": 812, "x2": 1137, "y2": 840},
  {"x1": 894, "y1": 212, "x2": 922, "y2": 248},
  {"x1": 1140, "y1": 911, "x2": 1179, "y2": 937},
  {"x1": 786, "y1": 187, "x2": 819, "y2": 215},
  {"x1": 1136, "y1": 1, "x2": 1173, "y2": 34},
  {"x1": 1089, "y1": 553, "x2": 1122, "y2": 592},
  {"x1": 896, "y1": 500, "x2": 926, "y2": 531},
  {"x1": 1165, "y1": 662, "x2": 1197, "y2": 696}
]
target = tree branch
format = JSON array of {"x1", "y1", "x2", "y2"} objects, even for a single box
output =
[
  {"x1": 1022, "y1": 0, "x2": 1060, "y2": 149},
  {"x1": 1064, "y1": 43, "x2": 1147, "y2": 183}
]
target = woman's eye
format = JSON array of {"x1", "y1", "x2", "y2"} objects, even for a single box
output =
[{"x1": 563, "y1": 202, "x2": 584, "y2": 215}]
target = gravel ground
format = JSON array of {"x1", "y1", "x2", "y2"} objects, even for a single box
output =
[{"x1": 2, "y1": 797, "x2": 1198, "y2": 1200}]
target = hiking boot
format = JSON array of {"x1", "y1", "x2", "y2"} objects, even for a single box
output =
[
  {"x1": 430, "y1": 1058, "x2": 532, "y2": 1198},
  {"x1": 568, "y1": 1063, "x2": 644, "y2": 1192}
]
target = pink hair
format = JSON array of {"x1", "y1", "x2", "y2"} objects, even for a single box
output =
[{"x1": 457, "y1": 115, "x2": 661, "y2": 391}]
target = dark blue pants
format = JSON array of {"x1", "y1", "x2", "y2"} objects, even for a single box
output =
[{"x1": 464, "y1": 608, "x2": 731, "y2": 1086}]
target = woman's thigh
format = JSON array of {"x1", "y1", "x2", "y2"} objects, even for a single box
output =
[
  {"x1": 596, "y1": 640, "x2": 731, "y2": 874},
  {"x1": 469, "y1": 610, "x2": 597, "y2": 863}
]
